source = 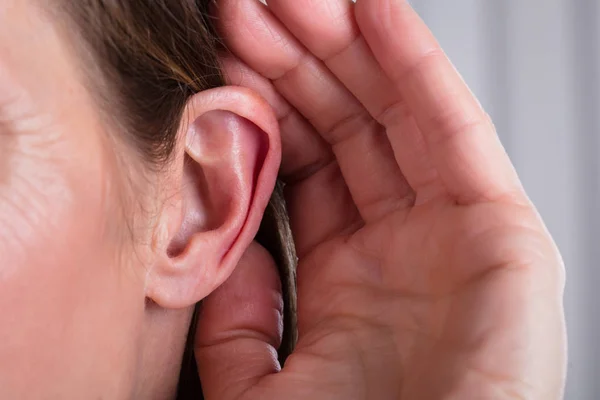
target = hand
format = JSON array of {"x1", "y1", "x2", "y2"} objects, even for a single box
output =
[{"x1": 194, "y1": 0, "x2": 567, "y2": 398}]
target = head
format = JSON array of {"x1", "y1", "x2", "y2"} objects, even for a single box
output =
[{"x1": 0, "y1": 1, "x2": 293, "y2": 398}]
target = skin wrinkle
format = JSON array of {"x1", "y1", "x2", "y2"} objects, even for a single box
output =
[
  {"x1": 0, "y1": 0, "x2": 567, "y2": 398},
  {"x1": 2, "y1": 136, "x2": 77, "y2": 259},
  {"x1": 0, "y1": 118, "x2": 14, "y2": 187},
  {"x1": 0, "y1": 2, "x2": 283, "y2": 398}
]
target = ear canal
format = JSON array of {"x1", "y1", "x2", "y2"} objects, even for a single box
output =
[{"x1": 166, "y1": 155, "x2": 211, "y2": 258}]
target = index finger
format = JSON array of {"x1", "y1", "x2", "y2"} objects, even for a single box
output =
[{"x1": 356, "y1": 0, "x2": 522, "y2": 204}]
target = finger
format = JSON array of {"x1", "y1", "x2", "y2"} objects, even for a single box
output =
[
  {"x1": 195, "y1": 243, "x2": 281, "y2": 399},
  {"x1": 356, "y1": 0, "x2": 521, "y2": 204},
  {"x1": 218, "y1": 0, "x2": 414, "y2": 221},
  {"x1": 222, "y1": 55, "x2": 332, "y2": 181},
  {"x1": 222, "y1": 56, "x2": 361, "y2": 257},
  {"x1": 263, "y1": 0, "x2": 442, "y2": 202}
]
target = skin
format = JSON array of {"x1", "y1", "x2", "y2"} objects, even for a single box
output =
[
  {"x1": 195, "y1": 0, "x2": 567, "y2": 399},
  {"x1": 0, "y1": 2, "x2": 146, "y2": 397},
  {"x1": 0, "y1": 1, "x2": 281, "y2": 399},
  {"x1": 0, "y1": 0, "x2": 566, "y2": 399}
]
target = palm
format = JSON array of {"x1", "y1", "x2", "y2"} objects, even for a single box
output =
[
  {"x1": 287, "y1": 198, "x2": 556, "y2": 399},
  {"x1": 195, "y1": 0, "x2": 566, "y2": 399}
]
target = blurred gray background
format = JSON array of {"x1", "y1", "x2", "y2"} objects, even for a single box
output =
[{"x1": 410, "y1": 1, "x2": 598, "y2": 398}]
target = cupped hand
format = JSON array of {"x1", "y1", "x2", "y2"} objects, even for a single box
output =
[{"x1": 194, "y1": 0, "x2": 567, "y2": 398}]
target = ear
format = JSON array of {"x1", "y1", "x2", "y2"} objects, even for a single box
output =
[{"x1": 145, "y1": 87, "x2": 281, "y2": 309}]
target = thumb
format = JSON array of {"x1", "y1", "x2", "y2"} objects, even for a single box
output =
[{"x1": 195, "y1": 242, "x2": 283, "y2": 399}]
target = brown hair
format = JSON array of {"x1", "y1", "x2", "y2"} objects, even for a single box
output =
[{"x1": 53, "y1": 1, "x2": 296, "y2": 398}]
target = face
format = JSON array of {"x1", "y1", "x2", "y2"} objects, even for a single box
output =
[{"x1": 0, "y1": 2, "x2": 150, "y2": 398}]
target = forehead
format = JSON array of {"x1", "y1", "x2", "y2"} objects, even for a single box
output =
[
  {"x1": 0, "y1": 1, "x2": 53, "y2": 79},
  {"x1": 0, "y1": 0, "x2": 113, "y2": 175},
  {"x1": 0, "y1": 1, "x2": 81, "y2": 113},
  {"x1": 0, "y1": 0, "x2": 104, "y2": 146},
  {"x1": 0, "y1": 0, "x2": 124, "y2": 241}
]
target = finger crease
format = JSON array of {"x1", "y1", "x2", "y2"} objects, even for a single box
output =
[
  {"x1": 388, "y1": 48, "x2": 445, "y2": 91},
  {"x1": 323, "y1": 110, "x2": 377, "y2": 146},
  {"x1": 322, "y1": 32, "x2": 363, "y2": 64},
  {"x1": 272, "y1": 51, "x2": 313, "y2": 82},
  {"x1": 282, "y1": 155, "x2": 338, "y2": 186},
  {"x1": 275, "y1": 101, "x2": 295, "y2": 125},
  {"x1": 374, "y1": 98, "x2": 410, "y2": 127}
]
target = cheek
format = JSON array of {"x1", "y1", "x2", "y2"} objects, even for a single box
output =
[{"x1": 0, "y1": 134, "x2": 145, "y2": 398}]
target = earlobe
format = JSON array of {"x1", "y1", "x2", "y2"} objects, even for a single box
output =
[{"x1": 146, "y1": 87, "x2": 281, "y2": 309}]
